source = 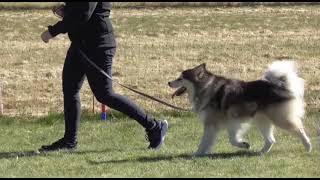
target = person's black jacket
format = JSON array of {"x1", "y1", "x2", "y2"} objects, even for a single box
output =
[{"x1": 48, "y1": 2, "x2": 116, "y2": 48}]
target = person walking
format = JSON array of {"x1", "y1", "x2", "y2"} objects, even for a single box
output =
[{"x1": 39, "y1": 2, "x2": 168, "y2": 152}]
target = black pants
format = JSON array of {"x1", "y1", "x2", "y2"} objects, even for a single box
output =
[{"x1": 62, "y1": 42, "x2": 157, "y2": 142}]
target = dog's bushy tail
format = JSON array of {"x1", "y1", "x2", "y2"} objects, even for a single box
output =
[{"x1": 262, "y1": 60, "x2": 305, "y2": 119}]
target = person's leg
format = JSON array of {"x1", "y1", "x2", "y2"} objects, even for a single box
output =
[
  {"x1": 39, "y1": 43, "x2": 86, "y2": 152},
  {"x1": 84, "y1": 47, "x2": 168, "y2": 149},
  {"x1": 62, "y1": 45, "x2": 86, "y2": 144}
]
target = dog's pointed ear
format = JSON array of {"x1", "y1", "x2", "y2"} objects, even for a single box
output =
[
  {"x1": 195, "y1": 63, "x2": 206, "y2": 70},
  {"x1": 195, "y1": 63, "x2": 206, "y2": 71},
  {"x1": 201, "y1": 63, "x2": 206, "y2": 69},
  {"x1": 195, "y1": 63, "x2": 206, "y2": 80}
]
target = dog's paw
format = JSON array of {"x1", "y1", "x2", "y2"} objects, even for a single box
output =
[
  {"x1": 257, "y1": 151, "x2": 266, "y2": 156},
  {"x1": 241, "y1": 142, "x2": 251, "y2": 149},
  {"x1": 192, "y1": 151, "x2": 207, "y2": 158},
  {"x1": 257, "y1": 149, "x2": 270, "y2": 156}
]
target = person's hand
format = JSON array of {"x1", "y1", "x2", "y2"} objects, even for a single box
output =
[
  {"x1": 41, "y1": 30, "x2": 53, "y2": 43},
  {"x1": 52, "y1": 4, "x2": 65, "y2": 18}
]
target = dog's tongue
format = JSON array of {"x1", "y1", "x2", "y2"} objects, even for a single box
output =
[{"x1": 172, "y1": 87, "x2": 187, "y2": 99}]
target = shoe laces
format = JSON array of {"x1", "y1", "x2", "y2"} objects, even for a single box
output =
[
  {"x1": 145, "y1": 130, "x2": 152, "y2": 142},
  {"x1": 145, "y1": 122, "x2": 160, "y2": 142}
]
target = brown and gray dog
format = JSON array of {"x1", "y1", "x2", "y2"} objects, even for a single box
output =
[{"x1": 168, "y1": 61, "x2": 311, "y2": 156}]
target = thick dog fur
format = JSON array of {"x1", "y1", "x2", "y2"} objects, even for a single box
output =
[{"x1": 168, "y1": 60, "x2": 312, "y2": 156}]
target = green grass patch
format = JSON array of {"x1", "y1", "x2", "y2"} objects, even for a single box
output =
[{"x1": 0, "y1": 109, "x2": 319, "y2": 177}]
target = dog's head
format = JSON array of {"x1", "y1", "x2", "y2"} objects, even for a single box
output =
[{"x1": 168, "y1": 63, "x2": 210, "y2": 99}]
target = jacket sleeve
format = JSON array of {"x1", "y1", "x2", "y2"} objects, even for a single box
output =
[{"x1": 48, "y1": 2, "x2": 97, "y2": 37}]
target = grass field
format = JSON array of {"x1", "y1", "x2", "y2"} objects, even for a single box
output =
[
  {"x1": 0, "y1": 3, "x2": 319, "y2": 177},
  {"x1": 0, "y1": 110, "x2": 319, "y2": 178}
]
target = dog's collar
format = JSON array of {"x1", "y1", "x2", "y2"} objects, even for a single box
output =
[
  {"x1": 193, "y1": 77, "x2": 215, "y2": 112},
  {"x1": 198, "y1": 83, "x2": 226, "y2": 112},
  {"x1": 199, "y1": 76, "x2": 215, "y2": 94}
]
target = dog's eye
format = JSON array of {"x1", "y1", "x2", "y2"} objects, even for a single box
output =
[{"x1": 176, "y1": 74, "x2": 184, "y2": 80}]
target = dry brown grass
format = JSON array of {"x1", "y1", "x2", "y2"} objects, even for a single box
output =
[
  {"x1": 0, "y1": 6, "x2": 320, "y2": 116},
  {"x1": 1, "y1": 2, "x2": 320, "y2": 10}
]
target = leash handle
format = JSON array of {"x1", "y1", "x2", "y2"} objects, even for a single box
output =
[{"x1": 77, "y1": 47, "x2": 189, "y2": 112}]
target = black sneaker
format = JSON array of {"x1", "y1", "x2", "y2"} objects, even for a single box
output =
[
  {"x1": 145, "y1": 120, "x2": 168, "y2": 149},
  {"x1": 38, "y1": 138, "x2": 77, "y2": 153}
]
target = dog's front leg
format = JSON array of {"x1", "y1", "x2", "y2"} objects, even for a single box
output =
[{"x1": 193, "y1": 123, "x2": 219, "y2": 157}]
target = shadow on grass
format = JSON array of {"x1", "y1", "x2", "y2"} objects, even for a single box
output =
[
  {"x1": 0, "y1": 147, "x2": 147, "y2": 160},
  {"x1": 0, "y1": 150, "x2": 43, "y2": 159},
  {"x1": 87, "y1": 150, "x2": 260, "y2": 165},
  {"x1": 0, "y1": 149, "x2": 101, "y2": 160}
]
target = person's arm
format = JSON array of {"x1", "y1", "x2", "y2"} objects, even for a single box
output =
[{"x1": 48, "y1": 2, "x2": 98, "y2": 37}]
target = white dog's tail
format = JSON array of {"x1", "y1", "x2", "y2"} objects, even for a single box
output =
[{"x1": 262, "y1": 60, "x2": 305, "y2": 119}]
